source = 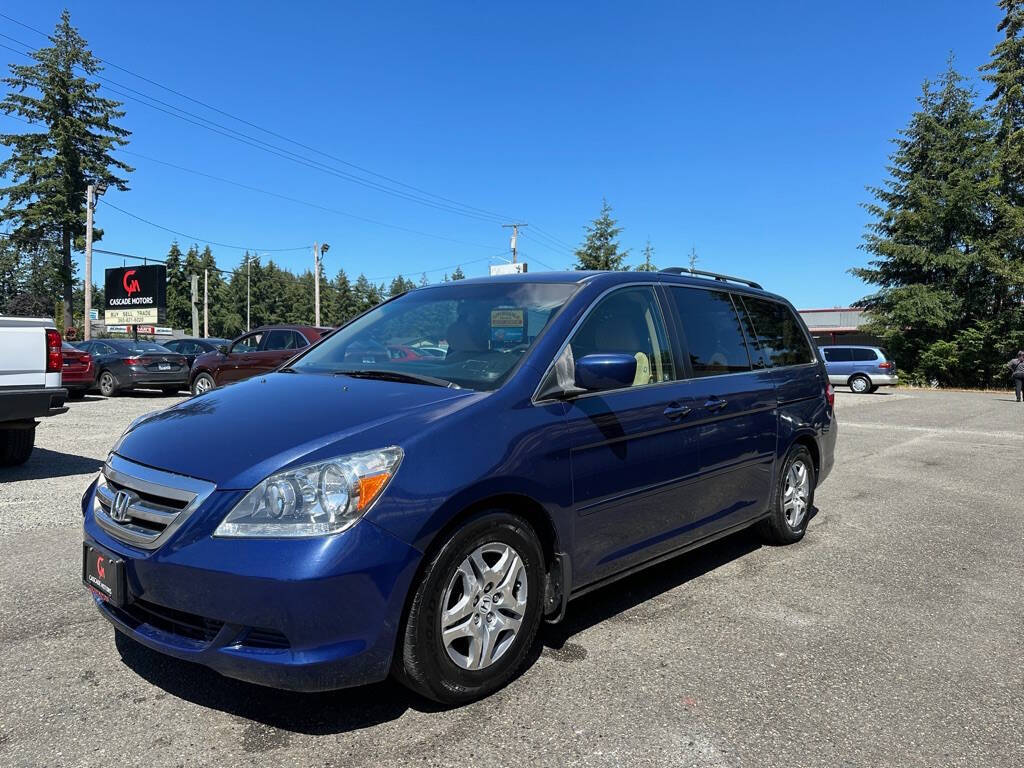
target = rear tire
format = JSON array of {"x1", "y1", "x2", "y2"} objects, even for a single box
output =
[
  {"x1": 0, "y1": 426, "x2": 35, "y2": 466},
  {"x1": 849, "y1": 374, "x2": 871, "y2": 394},
  {"x1": 192, "y1": 373, "x2": 215, "y2": 396},
  {"x1": 98, "y1": 371, "x2": 118, "y2": 397},
  {"x1": 759, "y1": 444, "x2": 815, "y2": 545},
  {"x1": 394, "y1": 511, "x2": 544, "y2": 705}
]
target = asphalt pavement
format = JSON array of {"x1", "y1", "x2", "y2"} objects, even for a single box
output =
[{"x1": 1, "y1": 388, "x2": 1022, "y2": 767}]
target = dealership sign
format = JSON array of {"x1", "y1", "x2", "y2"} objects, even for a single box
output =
[{"x1": 104, "y1": 265, "x2": 166, "y2": 325}]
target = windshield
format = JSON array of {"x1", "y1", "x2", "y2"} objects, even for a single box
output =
[{"x1": 292, "y1": 282, "x2": 578, "y2": 390}]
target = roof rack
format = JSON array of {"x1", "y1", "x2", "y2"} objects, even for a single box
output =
[{"x1": 658, "y1": 267, "x2": 762, "y2": 290}]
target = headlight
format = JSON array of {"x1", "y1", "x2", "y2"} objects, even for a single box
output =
[{"x1": 213, "y1": 447, "x2": 403, "y2": 538}]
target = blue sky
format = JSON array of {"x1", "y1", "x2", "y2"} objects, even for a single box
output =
[{"x1": 0, "y1": 1, "x2": 1005, "y2": 307}]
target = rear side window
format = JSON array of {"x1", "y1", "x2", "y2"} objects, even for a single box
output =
[
  {"x1": 668, "y1": 287, "x2": 752, "y2": 377},
  {"x1": 264, "y1": 330, "x2": 302, "y2": 351},
  {"x1": 851, "y1": 348, "x2": 878, "y2": 362},
  {"x1": 742, "y1": 297, "x2": 814, "y2": 367},
  {"x1": 822, "y1": 347, "x2": 852, "y2": 363}
]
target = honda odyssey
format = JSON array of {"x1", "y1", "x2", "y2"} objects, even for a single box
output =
[{"x1": 82, "y1": 269, "x2": 836, "y2": 704}]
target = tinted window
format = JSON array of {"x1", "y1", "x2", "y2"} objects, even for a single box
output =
[
  {"x1": 669, "y1": 287, "x2": 751, "y2": 377},
  {"x1": 293, "y1": 331, "x2": 310, "y2": 348},
  {"x1": 821, "y1": 347, "x2": 852, "y2": 363},
  {"x1": 851, "y1": 348, "x2": 878, "y2": 362},
  {"x1": 231, "y1": 333, "x2": 263, "y2": 352},
  {"x1": 264, "y1": 330, "x2": 301, "y2": 351},
  {"x1": 569, "y1": 286, "x2": 675, "y2": 389},
  {"x1": 95, "y1": 343, "x2": 116, "y2": 355},
  {"x1": 742, "y1": 297, "x2": 814, "y2": 367}
]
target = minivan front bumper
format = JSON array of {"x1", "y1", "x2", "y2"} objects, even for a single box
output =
[{"x1": 83, "y1": 485, "x2": 422, "y2": 692}]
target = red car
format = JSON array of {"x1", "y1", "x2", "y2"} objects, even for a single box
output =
[
  {"x1": 189, "y1": 325, "x2": 331, "y2": 395},
  {"x1": 62, "y1": 341, "x2": 94, "y2": 398}
]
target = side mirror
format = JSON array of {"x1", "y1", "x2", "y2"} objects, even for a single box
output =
[
  {"x1": 218, "y1": 345, "x2": 229, "y2": 355},
  {"x1": 575, "y1": 353, "x2": 637, "y2": 392}
]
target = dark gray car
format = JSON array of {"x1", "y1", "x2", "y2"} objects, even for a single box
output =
[
  {"x1": 76, "y1": 339, "x2": 189, "y2": 397},
  {"x1": 160, "y1": 337, "x2": 230, "y2": 370}
]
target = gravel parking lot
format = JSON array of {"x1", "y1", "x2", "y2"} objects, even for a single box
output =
[{"x1": 1, "y1": 389, "x2": 1022, "y2": 767}]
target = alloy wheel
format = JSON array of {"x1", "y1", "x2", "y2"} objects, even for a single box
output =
[
  {"x1": 783, "y1": 460, "x2": 810, "y2": 529},
  {"x1": 440, "y1": 542, "x2": 528, "y2": 671},
  {"x1": 194, "y1": 376, "x2": 213, "y2": 394}
]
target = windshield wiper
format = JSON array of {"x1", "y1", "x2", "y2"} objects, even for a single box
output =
[{"x1": 334, "y1": 369, "x2": 460, "y2": 389}]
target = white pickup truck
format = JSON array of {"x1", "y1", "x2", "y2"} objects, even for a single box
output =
[{"x1": 0, "y1": 317, "x2": 69, "y2": 465}]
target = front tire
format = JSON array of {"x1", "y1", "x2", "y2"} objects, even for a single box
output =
[
  {"x1": 192, "y1": 373, "x2": 215, "y2": 396},
  {"x1": 0, "y1": 426, "x2": 35, "y2": 466},
  {"x1": 98, "y1": 371, "x2": 118, "y2": 397},
  {"x1": 759, "y1": 444, "x2": 815, "y2": 545},
  {"x1": 849, "y1": 374, "x2": 871, "y2": 394},
  {"x1": 394, "y1": 512, "x2": 544, "y2": 705}
]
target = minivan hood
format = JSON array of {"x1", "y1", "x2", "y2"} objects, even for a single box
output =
[{"x1": 113, "y1": 372, "x2": 478, "y2": 489}]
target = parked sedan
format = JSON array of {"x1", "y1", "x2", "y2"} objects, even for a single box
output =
[
  {"x1": 76, "y1": 339, "x2": 189, "y2": 397},
  {"x1": 160, "y1": 337, "x2": 230, "y2": 370},
  {"x1": 189, "y1": 325, "x2": 330, "y2": 395},
  {"x1": 61, "y1": 341, "x2": 94, "y2": 398}
]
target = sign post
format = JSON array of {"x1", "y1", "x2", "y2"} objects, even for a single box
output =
[{"x1": 104, "y1": 265, "x2": 167, "y2": 341}]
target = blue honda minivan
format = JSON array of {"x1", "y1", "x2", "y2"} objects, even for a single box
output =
[{"x1": 82, "y1": 269, "x2": 836, "y2": 704}]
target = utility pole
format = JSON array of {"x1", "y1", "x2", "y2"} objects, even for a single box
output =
[
  {"x1": 502, "y1": 223, "x2": 527, "y2": 264},
  {"x1": 83, "y1": 183, "x2": 105, "y2": 339},
  {"x1": 203, "y1": 268, "x2": 209, "y2": 337},
  {"x1": 190, "y1": 274, "x2": 199, "y2": 337},
  {"x1": 313, "y1": 242, "x2": 330, "y2": 326},
  {"x1": 246, "y1": 255, "x2": 251, "y2": 332}
]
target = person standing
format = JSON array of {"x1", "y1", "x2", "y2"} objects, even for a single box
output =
[{"x1": 1009, "y1": 350, "x2": 1024, "y2": 402}]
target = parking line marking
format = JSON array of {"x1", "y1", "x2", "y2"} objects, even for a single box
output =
[{"x1": 841, "y1": 421, "x2": 1023, "y2": 441}]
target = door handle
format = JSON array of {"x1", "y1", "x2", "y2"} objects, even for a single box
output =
[
  {"x1": 663, "y1": 403, "x2": 692, "y2": 420},
  {"x1": 703, "y1": 398, "x2": 728, "y2": 412}
]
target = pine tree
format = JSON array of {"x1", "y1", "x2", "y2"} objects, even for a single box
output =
[
  {"x1": 419, "y1": 272, "x2": 429, "y2": 287},
  {"x1": 163, "y1": 242, "x2": 190, "y2": 330},
  {"x1": 0, "y1": 10, "x2": 132, "y2": 331},
  {"x1": 574, "y1": 199, "x2": 628, "y2": 271},
  {"x1": 852, "y1": 60, "x2": 1004, "y2": 386},
  {"x1": 450, "y1": 266, "x2": 465, "y2": 281},
  {"x1": 635, "y1": 240, "x2": 657, "y2": 271},
  {"x1": 332, "y1": 268, "x2": 357, "y2": 324},
  {"x1": 981, "y1": 0, "x2": 1024, "y2": 361}
]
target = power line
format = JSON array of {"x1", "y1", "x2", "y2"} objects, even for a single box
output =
[
  {"x1": 0, "y1": 25, "x2": 512, "y2": 225},
  {"x1": 116, "y1": 149, "x2": 502, "y2": 251},
  {"x1": 0, "y1": 111, "x2": 503, "y2": 253},
  {"x1": 97, "y1": 199, "x2": 308, "y2": 252},
  {"x1": 0, "y1": 11, "x2": 518, "y2": 223}
]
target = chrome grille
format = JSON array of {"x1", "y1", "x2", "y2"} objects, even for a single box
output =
[{"x1": 94, "y1": 454, "x2": 215, "y2": 549}]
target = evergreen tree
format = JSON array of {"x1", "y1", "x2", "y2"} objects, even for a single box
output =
[
  {"x1": 163, "y1": 242, "x2": 190, "y2": 330},
  {"x1": 574, "y1": 199, "x2": 628, "y2": 270},
  {"x1": 388, "y1": 275, "x2": 417, "y2": 297},
  {"x1": 852, "y1": 60, "x2": 1006, "y2": 386},
  {"x1": 635, "y1": 240, "x2": 657, "y2": 271},
  {"x1": 981, "y1": 0, "x2": 1024, "y2": 358},
  {"x1": 419, "y1": 272, "x2": 429, "y2": 287},
  {"x1": 0, "y1": 10, "x2": 132, "y2": 331},
  {"x1": 332, "y1": 268, "x2": 357, "y2": 324},
  {"x1": 450, "y1": 266, "x2": 465, "y2": 280}
]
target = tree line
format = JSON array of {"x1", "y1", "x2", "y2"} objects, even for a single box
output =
[
  {"x1": 159, "y1": 242, "x2": 461, "y2": 338},
  {"x1": 855, "y1": 2, "x2": 1024, "y2": 387}
]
